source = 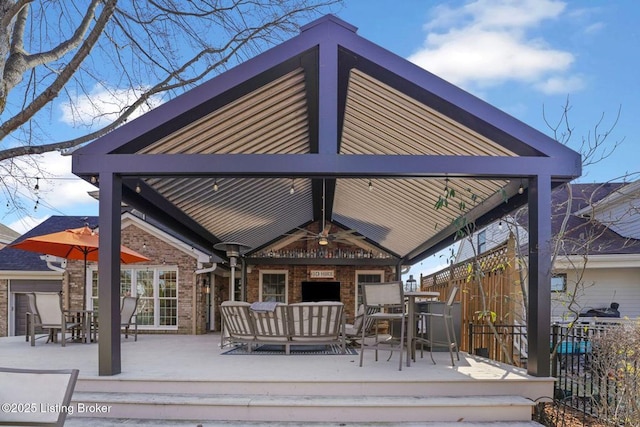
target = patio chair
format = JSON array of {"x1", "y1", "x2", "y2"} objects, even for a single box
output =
[
  {"x1": 25, "y1": 292, "x2": 47, "y2": 344},
  {"x1": 413, "y1": 286, "x2": 460, "y2": 366},
  {"x1": 0, "y1": 366, "x2": 79, "y2": 426},
  {"x1": 343, "y1": 304, "x2": 379, "y2": 346},
  {"x1": 31, "y1": 292, "x2": 81, "y2": 347},
  {"x1": 220, "y1": 301, "x2": 257, "y2": 350},
  {"x1": 359, "y1": 281, "x2": 408, "y2": 371},
  {"x1": 121, "y1": 296, "x2": 139, "y2": 341}
]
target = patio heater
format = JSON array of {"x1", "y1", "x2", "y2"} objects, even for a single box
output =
[
  {"x1": 405, "y1": 274, "x2": 417, "y2": 292},
  {"x1": 214, "y1": 242, "x2": 251, "y2": 301}
]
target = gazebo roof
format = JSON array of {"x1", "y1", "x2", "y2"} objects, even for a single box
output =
[{"x1": 72, "y1": 14, "x2": 581, "y2": 265}]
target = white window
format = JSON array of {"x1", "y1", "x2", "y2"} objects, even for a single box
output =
[
  {"x1": 355, "y1": 270, "x2": 384, "y2": 312},
  {"x1": 90, "y1": 266, "x2": 178, "y2": 329},
  {"x1": 477, "y1": 230, "x2": 486, "y2": 253},
  {"x1": 259, "y1": 270, "x2": 288, "y2": 303}
]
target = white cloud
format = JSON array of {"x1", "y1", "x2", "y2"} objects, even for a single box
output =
[
  {"x1": 409, "y1": 0, "x2": 582, "y2": 93},
  {"x1": 535, "y1": 75, "x2": 585, "y2": 95},
  {"x1": 3, "y1": 152, "x2": 98, "y2": 232},
  {"x1": 35, "y1": 152, "x2": 98, "y2": 208},
  {"x1": 59, "y1": 84, "x2": 163, "y2": 128},
  {"x1": 9, "y1": 215, "x2": 48, "y2": 235}
]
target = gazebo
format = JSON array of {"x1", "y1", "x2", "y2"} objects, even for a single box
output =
[{"x1": 72, "y1": 15, "x2": 581, "y2": 376}]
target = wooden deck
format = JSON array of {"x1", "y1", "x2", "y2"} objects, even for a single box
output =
[{"x1": 0, "y1": 334, "x2": 552, "y2": 425}]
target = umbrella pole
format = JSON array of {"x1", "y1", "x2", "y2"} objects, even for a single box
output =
[{"x1": 82, "y1": 254, "x2": 87, "y2": 312}]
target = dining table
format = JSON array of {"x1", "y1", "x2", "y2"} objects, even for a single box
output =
[{"x1": 65, "y1": 309, "x2": 96, "y2": 343}]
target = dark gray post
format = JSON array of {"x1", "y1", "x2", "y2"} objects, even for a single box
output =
[
  {"x1": 317, "y1": 25, "x2": 338, "y2": 155},
  {"x1": 98, "y1": 172, "x2": 123, "y2": 376},
  {"x1": 527, "y1": 174, "x2": 552, "y2": 377}
]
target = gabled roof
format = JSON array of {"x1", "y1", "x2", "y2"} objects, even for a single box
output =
[
  {"x1": 550, "y1": 183, "x2": 640, "y2": 256},
  {"x1": 0, "y1": 213, "x2": 221, "y2": 272},
  {"x1": 72, "y1": 14, "x2": 581, "y2": 266}
]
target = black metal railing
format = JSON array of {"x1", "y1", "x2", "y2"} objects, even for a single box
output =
[
  {"x1": 469, "y1": 321, "x2": 638, "y2": 422},
  {"x1": 467, "y1": 323, "x2": 528, "y2": 367},
  {"x1": 550, "y1": 322, "x2": 598, "y2": 417}
]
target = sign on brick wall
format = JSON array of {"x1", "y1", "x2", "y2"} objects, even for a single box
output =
[{"x1": 310, "y1": 270, "x2": 335, "y2": 279}]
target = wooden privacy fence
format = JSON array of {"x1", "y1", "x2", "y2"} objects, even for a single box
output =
[{"x1": 420, "y1": 235, "x2": 527, "y2": 366}]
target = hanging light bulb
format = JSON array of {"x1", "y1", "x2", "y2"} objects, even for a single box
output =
[
  {"x1": 518, "y1": 183, "x2": 524, "y2": 194},
  {"x1": 90, "y1": 176, "x2": 97, "y2": 184},
  {"x1": 368, "y1": 179, "x2": 373, "y2": 192},
  {"x1": 213, "y1": 180, "x2": 219, "y2": 192},
  {"x1": 34, "y1": 178, "x2": 40, "y2": 193},
  {"x1": 135, "y1": 182, "x2": 141, "y2": 194},
  {"x1": 289, "y1": 179, "x2": 295, "y2": 195},
  {"x1": 498, "y1": 220, "x2": 503, "y2": 230}
]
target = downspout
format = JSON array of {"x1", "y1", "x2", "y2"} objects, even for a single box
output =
[
  {"x1": 194, "y1": 263, "x2": 218, "y2": 334},
  {"x1": 396, "y1": 260, "x2": 404, "y2": 281},
  {"x1": 40, "y1": 255, "x2": 67, "y2": 273},
  {"x1": 195, "y1": 263, "x2": 218, "y2": 275}
]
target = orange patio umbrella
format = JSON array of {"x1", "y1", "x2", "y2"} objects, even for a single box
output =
[{"x1": 10, "y1": 226, "x2": 150, "y2": 311}]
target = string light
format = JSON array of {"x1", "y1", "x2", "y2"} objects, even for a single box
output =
[
  {"x1": 289, "y1": 179, "x2": 295, "y2": 195},
  {"x1": 518, "y1": 183, "x2": 524, "y2": 194},
  {"x1": 368, "y1": 180, "x2": 373, "y2": 192},
  {"x1": 34, "y1": 178, "x2": 40, "y2": 193},
  {"x1": 135, "y1": 182, "x2": 141, "y2": 194},
  {"x1": 90, "y1": 176, "x2": 97, "y2": 184},
  {"x1": 213, "y1": 180, "x2": 218, "y2": 191}
]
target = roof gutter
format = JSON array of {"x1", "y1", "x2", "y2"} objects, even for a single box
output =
[
  {"x1": 195, "y1": 263, "x2": 218, "y2": 275},
  {"x1": 40, "y1": 255, "x2": 67, "y2": 273}
]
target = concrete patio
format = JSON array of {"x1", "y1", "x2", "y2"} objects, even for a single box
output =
[{"x1": 0, "y1": 334, "x2": 552, "y2": 425}]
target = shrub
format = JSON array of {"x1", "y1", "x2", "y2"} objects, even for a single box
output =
[{"x1": 590, "y1": 320, "x2": 640, "y2": 426}]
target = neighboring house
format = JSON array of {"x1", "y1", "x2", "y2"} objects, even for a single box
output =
[
  {"x1": 0, "y1": 211, "x2": 223, "y2": 338},
  {"x1": 455, "y1": 181, "x2": 640, "y2": 320},
  {"x1": 0, "y1": 223, "x2": 20, "y2": 249}
]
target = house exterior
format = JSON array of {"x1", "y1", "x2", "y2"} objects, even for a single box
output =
[
  {"x1": 455, "y1": 181, "x2": 640, "y2": 320},
  {"x1": 0, "y1": 223, "x2": 19, "y2": 249},
  {"x1": 1, "y1": 212, "x2": 400, "y2": 338},
  {"x1": 0, "y1": 212, "x2": 222, "y2": 337}
]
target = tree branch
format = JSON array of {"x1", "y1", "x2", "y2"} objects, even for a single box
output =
[{"x1": 0, "y1": 0, "x2": 117, "y2": 140}]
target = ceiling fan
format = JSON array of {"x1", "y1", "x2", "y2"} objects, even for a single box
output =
[{"x1": 292, "y1": 179, "x2": 364, "y2": 246}]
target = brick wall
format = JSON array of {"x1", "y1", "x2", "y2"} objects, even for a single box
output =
[
  {"x1": 244, "y1": 263, "x2": 395, "y2": 321},
  {"x1": 63, "y1": 223, "x2": 207, "y2": 335}
]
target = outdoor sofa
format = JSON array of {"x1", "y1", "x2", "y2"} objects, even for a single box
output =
[{"x1": 220, "y1": 301, "x2": 346, "y2": 354}]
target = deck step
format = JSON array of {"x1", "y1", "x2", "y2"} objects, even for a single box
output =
[{"x1": 70, "y1": 392, "x2": 536, "y2": 423}]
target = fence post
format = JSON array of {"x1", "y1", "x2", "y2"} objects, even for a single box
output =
[{"x1": 551, "y1": 323, "x2": 558, "y2": 377}]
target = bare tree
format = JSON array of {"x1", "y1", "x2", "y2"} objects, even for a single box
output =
[
  {"x1": 0, "y1": 0, "x2": 340, "y2": 211},
  {"x1": 430, "y1": 98, "x2": 634, "y2": 365}
]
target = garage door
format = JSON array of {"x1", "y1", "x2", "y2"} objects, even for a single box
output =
[{"x1": 11, "y1": 280, "x2": 62, "y2": 336}]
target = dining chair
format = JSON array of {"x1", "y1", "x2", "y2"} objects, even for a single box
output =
[
  {"x1": 413, "y1": 286, "x2": 460, "y2": 366},
  {"x1": 358, "y1": 281, "x2": 409, "y2": 371},
  {"x1": 121, "y1": 296, "x2": 139, "y2": 341},
  {"x1": 31, "y1": 292, "x2": 81, "y2": 347},
  {"x1": 343, "y1": 304, "x2": 379, "y2": 346}
]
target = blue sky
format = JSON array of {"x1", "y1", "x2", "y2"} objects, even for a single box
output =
[{"x1": 5, "y1": 0, "x2": 639, "y2": 276}]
